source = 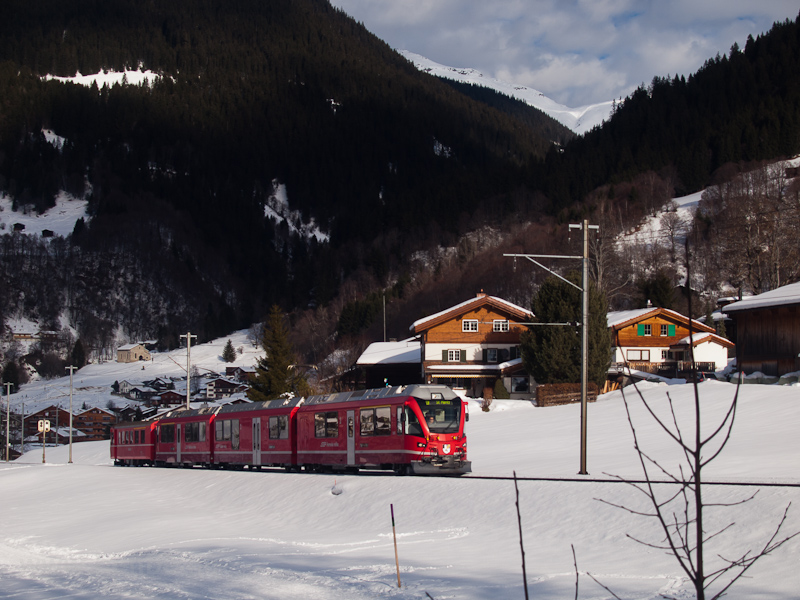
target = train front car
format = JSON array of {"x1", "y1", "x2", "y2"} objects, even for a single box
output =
[
  {"x1": 402, "y1": 385, "x2": 471, "y2": 475},
  {"x1": 296, "y1": 384, "x2": 471, "y2": 475},
  {"x1": 111, "y1": 420, "x2": 157, "y2": 466}
]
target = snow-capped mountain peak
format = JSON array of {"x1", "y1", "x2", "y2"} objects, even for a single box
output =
[{"x1": 401, "y1": 50, "x2": 613, "y2": 135}]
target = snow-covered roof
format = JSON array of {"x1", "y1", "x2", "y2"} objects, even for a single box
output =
[
  {"x1": 118, "y1": 343, "x2": 145, "y2": 351},
  {"x1": 356, "y1": 339, "x2": 421, "y2": 365},
  {"x1": 723, "y1": 281, "x2": 800, "y2": 313},
  {"x1": 410, "y1": 295, "x2": 532, "y2": 331},
  {"x1": 427, "y1": 358, "x2": 523, "y2": 372}
]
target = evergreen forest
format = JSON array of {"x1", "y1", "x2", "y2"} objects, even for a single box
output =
[{"x1": 0, "y1": 1, "x2": 799, "y2": 374}]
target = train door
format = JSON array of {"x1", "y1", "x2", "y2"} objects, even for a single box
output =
[
  {"x1": 252, "y1": 418, "x2": 261, "y2": 466},
  {"x1": 347, "y1": 410, "x2": 355, "y2": 465},
  {"x1": 176, "y1": 423, "x2": 182, "y2": 462}
]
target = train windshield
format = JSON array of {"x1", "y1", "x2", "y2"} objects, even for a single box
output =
[{"x1": 412, "y1": 398, "x2": 462, "y2": 434}]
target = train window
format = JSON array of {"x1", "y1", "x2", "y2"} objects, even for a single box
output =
[
  {"x1": 359, "y1": 407, "x2": 391, "y2": 436},
  {"x1": 185, "y1": 422, "x2": 206, "y2": 442},
  {"x1": 215, "y1": 419, "x2": 238, "y2": 447},
  {"x1": 375, "y1": 407, "x2": 390, "y2": 435},
  {"x1": 269, "y1": 415, "x2": 289, "y2": 439},
  {"x1": 314, "y1": 412, "x2": 338, "y2": 438},
  {"x1": 233, "y1": 420, "x2": 240, "y2": 446},
  {"x1": 405, "y1": 409, "x2": 422, "y2": 437},
  {"x1": 397, "y1": 407, "x2": 403, "y2": 434},
  {"x1": 359, "y1": 410, "x2": 374, "y2": 436},
  {"x1": 412, "y1": 398, "x2": 461, "y2": 434},
  {"x1": 160, "y1": 424, "x2": 176, "y2": 443}
]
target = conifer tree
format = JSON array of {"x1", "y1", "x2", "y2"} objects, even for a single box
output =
[
  {"x1": 520, "y1": 272, "x2": 611, "y2": 388},
  {"x1": 247, "y1": 305, "x2": 309, "y2": 402},
  {"x1": 222, "y1": 339, "x2": 236, "y2": 363}
]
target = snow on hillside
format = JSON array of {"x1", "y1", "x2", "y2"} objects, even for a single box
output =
[
  {"x1": 402, "y1": 51, "x2": 613, "y2": 135},
  {"x1": 0, "y1": 191, "x2": 88, "y2": 237},
  {"x1": 43, "y1": 68, "x2": 163, "y2": 88},
  {"x1": 2, "y1": 380, "x2": 799, "y2": 599},
  {"x1": 6, "y1": 330, "x2": 261, "y2": 418}
]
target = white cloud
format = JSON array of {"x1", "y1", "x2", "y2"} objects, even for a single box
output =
[{"x1": 330, "y1": 0, "x2": 799, "y2": 106}]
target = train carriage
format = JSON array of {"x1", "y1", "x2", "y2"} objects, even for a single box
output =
[
  {"x1": 297, "y1": 385, "x2": 471, "y2": 475},
  {"x1": 154, "y1": 406, "x2": 219, "y2": 467},
  {"x1": 111, "y1": 420, "x2": 157, "y2": 466},
  {"x1": 111, "y1": 384, "x2": 471, "y2": 475},
  {"x1": 212, "y1": 399, "x2": 301, "y2": 469}
]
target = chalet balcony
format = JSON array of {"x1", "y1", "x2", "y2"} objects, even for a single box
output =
[{"x1": 610, "y1": 361, "x2": 716, "y2": 379}]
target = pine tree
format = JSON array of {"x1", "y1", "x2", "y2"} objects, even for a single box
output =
[
  {"x1": 70, "y1": 339, "x2": 87, "y2": 368},
  {"x1": 247, "y1": 305, "x2": 309, "y2": 402},
  {"x1": 222, "y1": 339, "x2": 236, "y2": 363},
  {"x1": 520, "y1": 272, "x2": 611, "y2": 388}
]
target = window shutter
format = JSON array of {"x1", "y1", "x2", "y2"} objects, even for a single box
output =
[
  {"x1": 637, "y1": 324, "x2": 645, "y2": 336},
  {"x1": 668, "y1": 324, "x2": 676, "y2": 336},
  {"x1": 482, "y1": 349, "x2": 488, "y2": 362},
  {"x1": 460, "y1": 350, "x2": 467, "y2": 362},
  {"x1": 442, "y1": 350, "x2": 448, "y2": 362}
]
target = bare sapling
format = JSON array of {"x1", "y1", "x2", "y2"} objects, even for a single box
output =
[{"x1": 596, "y1": 240, "x2": 798, "y2": 599}]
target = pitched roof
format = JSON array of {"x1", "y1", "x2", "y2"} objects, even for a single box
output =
[
  {"x1": 410, "y1": 294, "x2": 533, "y2": 333},
  {"x1": 723, "y1": 281, "x2": 800, "y2": 313},
  {"x1": 607, "y1": 307, "x2": 714, "y2": 333},
  {"x1": 673, "y1": 331, "x2": 735, "y2": 349}
]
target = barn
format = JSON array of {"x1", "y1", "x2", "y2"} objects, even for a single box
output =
[{"x1": 723, "y1": 281, "x2": 800, "y2": 376}]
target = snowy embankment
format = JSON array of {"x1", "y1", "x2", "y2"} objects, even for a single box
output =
[{"x1": 2, "y1": 381, "x2": 799, "y2": 599}]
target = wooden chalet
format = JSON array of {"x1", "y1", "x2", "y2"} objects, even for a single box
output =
[
  {"x1": 608, "y1": 307, "x2": 734, "y2": 377},
  {"x1": 409, "y1": 292, "x2": 534, "y2": 399},
  {"x1": 73, "y1": 407, "x2": 116, "y2": 441},
  {"x1": 723, "y1": 281, "x2": 800, "y2": 376},
  {"x1": 206, "y1": 377, "x2": 247, "y2": 400}
]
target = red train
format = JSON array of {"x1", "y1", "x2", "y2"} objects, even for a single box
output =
[{"x1": 111, "y1": 385, "x2": 471, "y2": 475}]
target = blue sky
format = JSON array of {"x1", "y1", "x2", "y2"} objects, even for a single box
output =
[{"x1": 329, "y1": 1, "x2": 800, "y2": 107}]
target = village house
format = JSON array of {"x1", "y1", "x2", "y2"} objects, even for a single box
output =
[
  {"x1": 23, "y1": 405, "x2": 73, "y2": 444},
  {"x1": 722, "y1": 281, "x2": 800, "y2": 376},
  {"x1": 73, "y1": 407, "x2": 116, "y2": 441},
  {"x1": 225, "y1": 366, "x2": 257, "y2": 382},
  {"x1": 206, "y1": 377, "x2": 248, "y2": 400},
  {"x1": 116, "y1": 343, "x2": 151, "y2": 363},
  {"x1": 608, "y1": 307, "x2": 733, "y2": 377},
  {"x1": 408, "y1": 292, "x2": 534, "y2": 399}
]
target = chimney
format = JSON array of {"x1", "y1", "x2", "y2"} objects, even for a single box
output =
[{"x1": 477, "y1": 289, "x2": 487, "y2": 298}]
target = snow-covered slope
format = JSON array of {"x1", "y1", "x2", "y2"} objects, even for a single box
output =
[
  {"x1": 2, "y1": 380, "x2": 798, "y2": 599},
  {"x1": 402, "y1": 51, "x2": 613, "y2": 135}
]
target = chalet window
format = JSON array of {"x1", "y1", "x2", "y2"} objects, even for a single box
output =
[
  {"x1": 493, "y1": 320, "x2": 509, "y2": 332},
  {"x1": 315, "y1": 412, "x2": 339, "y2": 438},
  {"x1": 637, "y1": 324, "x2": 652, "y2": 336},
  {"x1": 462, "y1": 319, "x2": 478, "y2": 332},
  {"x1": 626, "y1": 349, "x2": 650, "y2": 361},
  {"x1": 443, "y1": 349, "x2": 466, "y2": 362},
  {"x1": 662, "y1": 350, "x2": 669, "y2": 360},
  {"x1": 511, "y1": 377, "x2": 530, "y2": 393},
  {"x1": 486, "y1": 348, "x2": 498, "y2": 363},
  {"x1": 660, "y1": 324, "x2": 676, "y2": 336},
  {"x1": 269, "y1": 415, "x2": 289, "y2": 439}
]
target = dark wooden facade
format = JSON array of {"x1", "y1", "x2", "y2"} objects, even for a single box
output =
[{"x1": 726, "y1": 304, "x2": 800, "y2": 376}]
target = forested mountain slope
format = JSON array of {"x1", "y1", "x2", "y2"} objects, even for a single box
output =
[{"x1": 0, "y1": 0, "x2": 569, "y2": 350}]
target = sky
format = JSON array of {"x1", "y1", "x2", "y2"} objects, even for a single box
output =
[{"x1": 328, "y1": 1, "x2": 800, "y2": 107}]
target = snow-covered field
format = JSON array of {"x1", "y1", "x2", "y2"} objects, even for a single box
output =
[{"x1": 2, "y1": 375, "x2": 799, "y2": 599}]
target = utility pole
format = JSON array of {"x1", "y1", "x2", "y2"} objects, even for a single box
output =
[
  {"x1": 66, "y1": 365, "x2": 77, "y2": 464},
  {"x1": 4, "y1": 382, "x2": 12, "y2": 462},
  {"x1": 505, "y1": 219, "x2": 598, "y2": 475},
  {"x1": 180, "y1": 332, "x2": 197, "y2": 410}
]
